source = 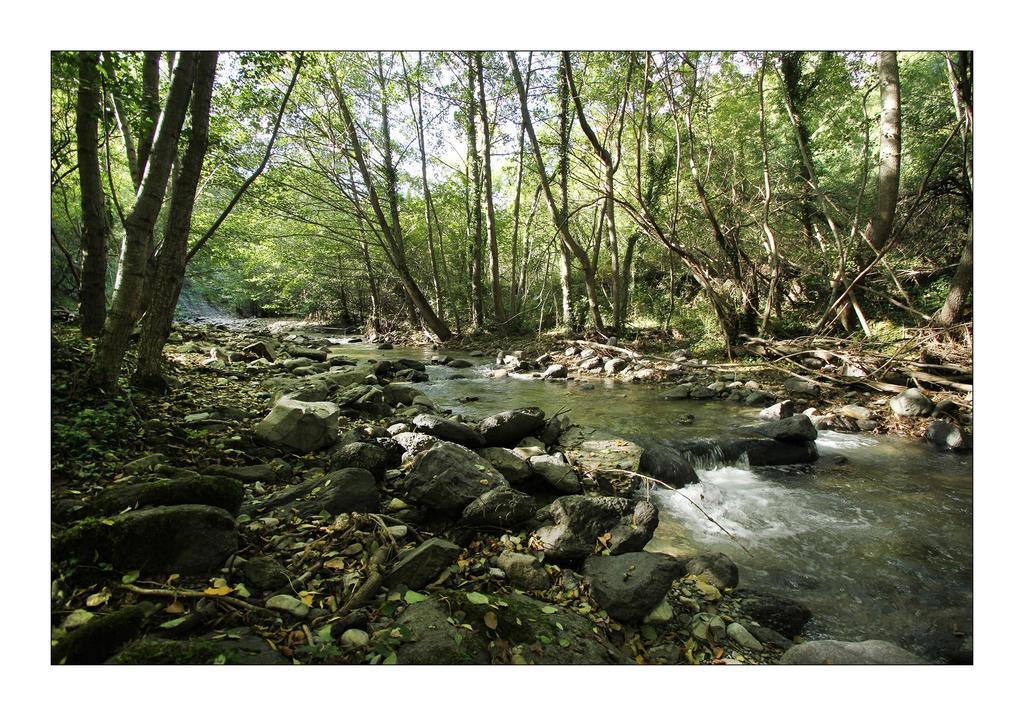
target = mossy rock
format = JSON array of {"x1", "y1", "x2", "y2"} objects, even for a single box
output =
[
  {"x1": 442, "y1": 590, "x2": 630, "y2": 665},
  {"x1": 52, "y1": 604, "x2": 151, "y2": 664},
  {"x1": 88, "y1": 475, "x2": 244, "y2": 516},
  {"x1": 53, "y1": 504, "x2": 238, "y2": 575},
  {"x1": 108, "y1": 633, "x2": 289, "y2": 665},
  {"x1": 392, "y1": 599, "x2": 490, "y2": 665}
]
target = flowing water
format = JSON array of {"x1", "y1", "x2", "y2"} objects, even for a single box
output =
[{"x1": 316, "y1": 336, "x2": 973, "y2": 662}]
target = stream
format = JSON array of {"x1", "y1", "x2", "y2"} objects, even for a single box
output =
[{"x1": 307, "y1": 334, "x2": 973, "y2": 662}]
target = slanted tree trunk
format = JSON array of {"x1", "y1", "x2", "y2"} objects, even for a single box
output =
[
  {"x1": 332, "y1": 68, "x2": 452, "y2": 341},
  {"x1": 134, "y1": 52, "x2": 218, "y2": 389},
  {"x1": 932, "y1": 218, "x2": 973, "y2": 326},
  {"x1": 76, "y1": 51, "x2": 109, "y2": 338},
  {"x1": 863, "y1": 51, "x2": 902, "y2": 251},
  {"x1": 475, "y1": 52, "x2": 506, "y2": 325},
  {"x1": 90, "y1": 52, "x2": 198, "y2": 391}
]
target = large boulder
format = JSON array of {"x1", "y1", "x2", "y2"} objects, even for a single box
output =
[
  {"x1": 584, "y1": 552, "x2": 685, "y2": 623},
  {"x1": 392, "y1": 431, "x2": 438, "y2": 460},
  {"x1": 742, "y1": 414, "x2": 818, "y2": 443},
  {"x1": 476, "y1": 447, "x2": 533, "y2": 485},
  {"x1": 286, "y1": 345, "x2": 328, "y2": 362},
  {"x1": 758, "y1": 400, "x2": 795, "y2": 421},
  {"x1": 412, "y1": 414, "x2": 485, "y2": 448},
  {"x1": 719, "y1": 437, "x2": 818, "y2": 466},
  {"x1": 204, "y1": 463, "x2": 279, "y2": 484},
  {"x1": 87, "y1": 475, "x2": 244, "y2": 516},
  {"x1": 558, "y1": 426, "x2": 644, "y2": 488},
  {"x1": 255, "y1": 397, "x2": 341, "y2": 452},
  {"x1": 392, "y1": 599, "x2": 490, "y2": 665},
  {"x1": 780, "y1": 639, "x2": 927, "y2": 665},
  {"x1": 477, "y1": 408, "x2": 546, "y2": 447},
  {"x1": 658, "y1": 385, "x2": 692, "y2": 400},
  {"x1": 109, "y1": 631, "x2": 290, "y2": 665},
  {"x1": 532, "y1": 496, "x2": 658, "y2": 564},
  {"x1": 461, "y1": 487, "x2": 537, "y2": 528},
  {"x1": 328, "y1": 441, "x2": 390, "y2": 478},
  {"x1": 53, "y1": 505, "x2": 237, "y2": 575},
  {"x1": 249, "y1": 468, "x2": 379, "y2": 517},
  {"x1": 381, "y1": 383, "x2": 427, "y2": 408},
  {"x1": 406, "y1": 442, "x2": 508, "y2": 513},
  {"x1": 384, "y1": 537, "x2": 461, "y2": 590},
  {"x1": 528, "y1": 453, "x2": 581, "y2": 494},
  {"x1": 541, "y1": 363, "x2": 567, "y2": 380},
  {"x1": 890, "y1": 388, "x2": 934, "y2": 417},
  {"x1": 639, "y1": 444, "x2": 699, "y2": 487}
]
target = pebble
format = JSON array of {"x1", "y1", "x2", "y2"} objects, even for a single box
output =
[
  {"x1": 727, "y1": 622, "x2": 764, "y2": 651},
  {"x1": 644, "y1": 599, "x2": 674, "y2": 624},
  {"x1": 340, "y1": 629, "x2": 370, "y2": 649},
  {"x1": 694, "y1": 580, "x2": 722, "y2": 602},
  {"x1": 265, "y1": 594, "x2": 310, "y2": 618},
  {"x1": 387, "y1": 525, "x2": 408, "y2": 538}
]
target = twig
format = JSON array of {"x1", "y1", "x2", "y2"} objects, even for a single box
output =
[{"x1": 120, "y1": 583, "x2": 270, "y2": 614}]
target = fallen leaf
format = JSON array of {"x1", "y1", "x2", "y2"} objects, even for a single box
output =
[
  {"x1": 121, "y1": 570, "x2": 140, "y2": 584},
  {"x1": 465, "y1": 592, "x2": 490, "y2": 605},
  {"x1": 404, "y1": 590, "x2": 428, "y2": 604},
  {"x1": 85, "y1": 589, "x2": 110, "y2": 607},
  {"x1": 324, "y1": 557, "x2": 347, "y2": 569},
  {"x1": 484, "y1": 612, "x2": 498, "y2": 630},
  {"x1": 164, "y1": 600, "x2": 185, "y2": 614},
  {"x1": 204, "y1": 586, "x2": 233, "y2": 596}
]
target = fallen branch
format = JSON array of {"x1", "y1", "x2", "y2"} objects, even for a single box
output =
[{"x1": 120, "y1": 583, "x2": 272, "y2": 615}]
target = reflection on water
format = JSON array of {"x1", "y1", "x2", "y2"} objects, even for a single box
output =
[{"x1": 324, "y1": 337, "x2": 974, "y2": 662}]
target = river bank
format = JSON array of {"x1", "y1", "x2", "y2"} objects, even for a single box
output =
[{"x1": 50, "y1": 319, "x2": 969, "y2": 664}]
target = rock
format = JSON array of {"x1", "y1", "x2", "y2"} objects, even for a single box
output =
[
  {"x1": 579, "y1": 357, "x2": 602, "y2": 370},
  {"x1": 743, "y1": 414, "x2": 818, "y2": 443},
  {"x1": 204, "y1": 463, "x2": 278, "y2": 484},
  {"x1": 638, "y1": 444, "x2": 699, "y2": 487},
  {"x1": 461, "y1": 487, "x2": 536, "y2": 527},
  {"x1": 890, "y1": 388, "x2": 934, "y2": 417},
  {"x1": 583, "y1": 552, "x2": 684, "y2": 623},
  {"x1": 744, "y1": 390, "x2": 774, "y2": 406},
  {"x1": 747, "y1": 624, "x2": 793, "y2": 651},
  {"x1": 381, "y1": 383, "x2": 426, "y2": 407},
  {"x1": 384, "y1": 537, "x2": 461, "y2": 590},
  {"x1": 715, "y1": 437, "x2": 818, "y2": 465},
  {"x1": 644, "y1": 599, "x2": 675, "y2": 624},
  {"x1": 604, "y1": 357, "x2": 628, "y2": 374},
  {"x1": 780, "y1": 639, "x2": 927, "y2": 665},
  {"x1": 477, "y1": 447, "x2": 533, "y2": 484},
  {"x1": 328, "y1": 441, "x2": 390, "y2": 477},
  {"x1": 690, "y1": 387, "x2": 717, "y2": 400},
  {"x1": 538, "y1": 413, "x2": 573, "y2": 447},
  {"x1": 431, "y1": 355, "x2": 451, "y2": 365},
  {"x1": 737, "y1": 591, "x2": 812, "y2": 638},
  {"x1": 87, "y1": 475, "x2": 244, "y2": 516},
  {"x1": 925, "y1": 420, "x2": 967, "y2": 450},
  {"x1": 392, "y1": 599, "x2": 492, "y2": 665},
  {"x1": 392, "y1": 431, "x2": 438, "y2": 458},
  {"x1": 121, "y1": 454, "x2": 166, "y2": 474},
  {"x1": 396, "y1": 358, "x2": 427, "y2": 372},
  {"x1": 339, "y1": 629, "x2": 370, "y2": 649},
  {"x1": 109, "y1": 631, "x2": 288, "y2": 665},
  {"x1": 684, "y1": 552, "x2": 739, "y2": 589},
  {"x1": 255, "y1": 397, "x2": 341, "y2": 453},
  {"x1": 727, "y1": 622, "x2": 763, "y2": 651},
  {"x1": 541, "y1": 363, "x2": 568, "y2": 380},
  {"x1": 477, "y1": 407, "x2": 546, "y2": 447},
  {"x1": 407, "y1": 442, "x2": 508, "y2": 513},
  {"x1": 557, "y1": 426, "x2": 644, "y2": 486},
  {"x1": 53, "y1": 505, "x2": 237, "y2": 575},
  {"x1": 254, "y1": 468, "x2": 379, "y2": 517},
  {"x1": 837, "y1": 404, "x2": 872, "y2": 421},
  {"x1": 495, "y1": 551, "x2": 551, "y2": 591},
  {"x1": 376, "y1": 342, "x2": 393, "y2": 350},
  {"x1": 932, "y1": 399, "x2": 960, "y2": 419},
  {"x1": 266, "y1": 594, "x2": 309, "y2": 618},
  {"x1": 286, "y1": 346, "x2": 328, "y2": 362},
  {"x1": 412, "y1": 414, "x2": 485, "y2": 448},
  {"x1": 529, "y1": 453, "x2": 581, "y2": 494},
  {"x1": 242, "y1": 557, "x2": 291, "y2": 592},
  {"x1": 446, "y1": 358, "x2": 474, "y2": 369},
  {"x1": 52, "y1": 604, "x2": 150, "y2": 664},
  {"x1": 784, "y1": 378, "x2": 820, "y2": 398},
  {"x1": 758, "y1": 400, "x2": 795, "y2": 421},
  {"x1": 532, "y1": 496, "x2": 658, "y2": 564},
  {"x1": 691, "y1": 613, "x2": 727, "y2": 643}
]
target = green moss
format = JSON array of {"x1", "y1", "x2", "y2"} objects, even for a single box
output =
[
  {"x1": 91, "y1": 475, "x2": 244, "y2": 515},
  {"x1": 52, "y1": 604, "x2": 148, "y2": 664},
  {"x1": 108, "y1": 638, "x2": 235, "y2": 665}
]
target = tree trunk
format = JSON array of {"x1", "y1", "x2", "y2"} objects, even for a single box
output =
[
  {"x1": 466, "y1": 56, "x2": 485, "y2": 328},
  {"x1": 475, "y1": 52, "x2": 506, "y2": 325},
  {"x1": 90, "y1": 52, "x2": 198, "y2": 391},
  {"x1": 332, "y1": 69, "x2": 452, "y2": 341},
  {"x1": 76, "y1": 51, "x2": 109, "y2": 338},
  {"x1": 932, "y1": 218, "x2": 973, "y2": 326},
  {"x1": 136, "y1": 51, "x2": 162, "y2": 186},
  {"x1": 134, "y1": 52, "x2": 218, "y2": 389},
  {"x1": 863, "y1": 51, "x2": 902, "y2": 251},
  {"x1": 757, "y1": 54, "x2": 781, "y2": 335}
]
